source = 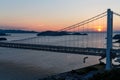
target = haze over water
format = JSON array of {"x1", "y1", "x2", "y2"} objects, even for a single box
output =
[
  {"x1": 0, "y1": 33, "x2": 102, "y2": 80},
  {"x1": 0, "y1": 0, "x2": 120, "y2": 31},
  {"x1": 0, "y1": 0, "x2": 120, "y2": 80}
]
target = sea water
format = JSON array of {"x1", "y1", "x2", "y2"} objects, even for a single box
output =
[{"x1": 0, "y1": 33, "x2": 113, "y2": 80}]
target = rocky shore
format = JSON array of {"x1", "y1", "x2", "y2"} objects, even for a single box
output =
[{"x1": 39, "y1": 63, "x2": 105, "y2": 80}]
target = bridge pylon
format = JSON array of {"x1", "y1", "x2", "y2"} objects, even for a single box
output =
[{"x1": 106, "y1": 9, "x2": 113, "y2": 70}]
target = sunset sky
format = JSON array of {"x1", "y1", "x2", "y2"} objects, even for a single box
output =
[{"x1": 0, "y1": 0, "x2": 120, "y2": 31}]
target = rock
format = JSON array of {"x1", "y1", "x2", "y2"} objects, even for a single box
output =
[
  {"x1": 0, "y1": 37, "x2": 7, "y2": 41},
  {"x1": 113, "y1": 34, "x2": 120, "y2": 39}
]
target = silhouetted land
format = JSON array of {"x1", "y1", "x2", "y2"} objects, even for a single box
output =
[
  {"x1": 113, "y1": 34, "x2": 120, "y2": 43},
  {"x1": 88, "y1": 68, "x2": 120, "y2": 80},
  {"x1": 39, "y1": 63, "x2": 105, "y2": 80},
  {"x1": 37, "y1": 31, "x2": 88, "y2": 36},
  {"x1": 40, "y1": 63, "x2": 120, "y2": 80},
  {"x1": 0, "y1": 29, "x2": 38, "y2": 33},
  {"x1": 113, "y1": 34, "x2": 120, "y2": 39}
]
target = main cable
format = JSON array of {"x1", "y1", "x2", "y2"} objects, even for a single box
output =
[
  {"x1": 59, "y1": 11, "x2": 107, "y2": 31},
  {"x1": 62, "y1": 15, "x2": 107, "y2": 31}
]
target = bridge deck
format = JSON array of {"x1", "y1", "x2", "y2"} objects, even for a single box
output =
[{"x1": 0, "y1": 42, "x2": 119, "y2": 56}]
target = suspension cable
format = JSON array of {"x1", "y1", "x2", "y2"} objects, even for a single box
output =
[
  {"x1": 59, "y1": 11, "x2": 107, "y2": 31},
  {"x1": 113, "y1": 12, "x2": 120, "y2": 17},
  {"x1": 62, "y1": 14, "x2": 106, "y2": 31}
]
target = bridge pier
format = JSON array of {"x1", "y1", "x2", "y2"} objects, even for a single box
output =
[{"x1": 106, "y1": 9, "x2": 113, "y2": 70}]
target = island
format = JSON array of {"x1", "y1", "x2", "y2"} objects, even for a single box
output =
[
  {"x1": 0, "y1": 29, "x2": 38, "y2": 33},
  {"x1": 0, "y1": 29, "x2": 39, "y2": 36},
  {"x1": 37, "y1": 31, "x2": 88, "y2": 36}
]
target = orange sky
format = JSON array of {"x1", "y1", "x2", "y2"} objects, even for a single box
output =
[{"x1": 0, "y1": 0, "x2": 120, "y2": 31}]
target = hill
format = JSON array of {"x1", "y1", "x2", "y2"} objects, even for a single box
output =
[
  {"x1": 37, "y1": 31, "x2": 88, "y2": 36},
  {"x1": 0, "y1": 29, "x2": 38, "y2": 33}
]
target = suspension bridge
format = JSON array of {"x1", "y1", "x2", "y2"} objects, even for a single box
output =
[{"x1": 0, "y1": 9, "x2": 120, "y2": 70}]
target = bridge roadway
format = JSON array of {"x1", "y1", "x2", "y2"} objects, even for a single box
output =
[{"x1": 0, "y1": 42, "x2": 119, "y2": 56}]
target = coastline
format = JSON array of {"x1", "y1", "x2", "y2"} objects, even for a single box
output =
[
  {"x1": 0, "y1": 60, "x2": 105, "y2": 80},
  {"x1": 40, "y1": 63, "x2": 105, "y2": 80}
]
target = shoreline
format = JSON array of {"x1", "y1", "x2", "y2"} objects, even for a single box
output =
[
  {"x1": 0, "y1": 60, "x2": 103, "y2": 80},
  {"x1": 40, "y1": 63, "x2": 105, "y2": 80}
]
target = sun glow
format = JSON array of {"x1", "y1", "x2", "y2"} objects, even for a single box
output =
[
  {"x1": 96, "y1": 26, "x2": 102, "y2": 32},
  {"x1": 97, "y1": 28, "x2": 102, "y2": 32}
]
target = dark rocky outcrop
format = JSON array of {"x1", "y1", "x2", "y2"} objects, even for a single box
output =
[
  {"x1": 0, "y1": 37, "x2": 7, "y2": 41},
  {"x1": 39, "y1": 63, "x2": 105, "y2": 80},
  {"x1": 89, "y1": 68, "x2": 120, "y2": 80},
  {"x1": 113, "y1": 34, "x2": 120, "y2": 39}
]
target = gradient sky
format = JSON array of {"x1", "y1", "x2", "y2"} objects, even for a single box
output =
[{"x1": 0, "y1": 0, "x2": 120, "y2": 31}]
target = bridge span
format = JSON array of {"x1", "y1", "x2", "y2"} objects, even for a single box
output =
[
  {"x1": 0, "y1": 42, "x2": 119, "y2": 57},
  {"x1": 1, "y1": 9, "x2": 120, "y2": 70}
]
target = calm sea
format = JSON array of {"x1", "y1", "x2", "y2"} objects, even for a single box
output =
[{"x1": 0, "y1": 33, "x2": 118, "y2": 80}]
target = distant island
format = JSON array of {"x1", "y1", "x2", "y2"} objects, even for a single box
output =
[
  {"x1": 0, "y1": 29, "x2": 38, "y2": 33},
  {"x1": 37, "y1": 31, "x2": 88, "y2": 36},
  {"x1": 0, "y1": 29, "x2": 88, "y2": 36}
]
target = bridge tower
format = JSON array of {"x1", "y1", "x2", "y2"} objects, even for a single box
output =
[{"x1": 106, "y1": 9, "x2": 113, "y2": 70}]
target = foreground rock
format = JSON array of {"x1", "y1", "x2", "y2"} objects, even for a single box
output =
[
  {"x1": 39, "y1": 63, "x2": 105, "y2": 80},
  {"x1": 89, "y1": 68, "x2": 120, "y2": 80},
  {"x1": 113, "y1": 34, "x2": 120, "y2": 39}
]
